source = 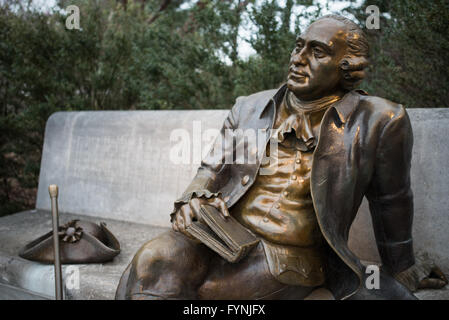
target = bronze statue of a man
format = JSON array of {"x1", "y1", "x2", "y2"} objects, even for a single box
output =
[{"x1": 116, "y1": 14, "x2": 416, "y2": 300}]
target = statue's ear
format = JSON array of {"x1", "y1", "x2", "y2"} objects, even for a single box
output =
[
  {"x1": 340, "y1": 56, "x2": 369, "y2": 71},
  {"x1": 339, "y1": 56, "x2": 369, "y2": 90}
]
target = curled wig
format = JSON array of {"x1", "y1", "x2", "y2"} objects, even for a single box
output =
[{"x1": 316, "y1": 15, "x2": 370, "y2": 90}]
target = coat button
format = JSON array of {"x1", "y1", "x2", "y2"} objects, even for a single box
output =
[{"x1": 241, "y1": 175, "x2": 250, "y2": 186}]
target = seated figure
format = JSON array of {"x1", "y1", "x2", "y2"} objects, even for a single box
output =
[{"x1": 116, "y1": 14, "x2": 417, "y2": 300}]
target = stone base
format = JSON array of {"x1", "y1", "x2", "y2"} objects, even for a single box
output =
[{"x1": 0, "y1": 210, "x2": 447, "y2": 300}]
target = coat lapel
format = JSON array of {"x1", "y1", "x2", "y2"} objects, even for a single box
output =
[
  {"x1": 258, "y1": 84, "x2": 287, "y2": 120},
  {"x1": 310, "y1": 90, "x2": 365, "y2": 299}
]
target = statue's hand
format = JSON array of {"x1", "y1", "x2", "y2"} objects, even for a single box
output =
[{"x1": 171, "y1": 197, "x2": 230, "y2": 237}]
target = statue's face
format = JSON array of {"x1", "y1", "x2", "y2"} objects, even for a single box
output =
[{"x1": 287, "y1": 18, "x2": 349, "y2": 101}]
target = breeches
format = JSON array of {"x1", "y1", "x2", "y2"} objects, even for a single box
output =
[{"x1": 115, "y1": 230, "x2": 317, "y2": 300}]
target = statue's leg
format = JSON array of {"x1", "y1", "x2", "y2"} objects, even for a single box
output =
[
  {"x1": 198, "y1": 242, "x2": 316, "y2": 300},
  {"x1": 348, "y1": 268, "x2": 418, "y2": 300},
  {"x1": 116, "y1": 230, "x2": 213, "y2": 300},
  {"x1": 115, "y1": 262, "x2": 132, "y2": 299}
]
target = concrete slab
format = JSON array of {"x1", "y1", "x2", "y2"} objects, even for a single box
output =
[
  {"x1": 0, "y1": 282, "x2": 50, "y2": 300},
  {"x1": 0, "y1": 210, "x2": 447, "y2": 299},
  {"x1": 36, "y1": 110, "x2": 229, "y2": 227}
]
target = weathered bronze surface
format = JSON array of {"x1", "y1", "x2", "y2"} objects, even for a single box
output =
[
  {"x1": 19, "y1": 219, "x2": 121, "y2": 264},
  {"x1": 116, "y1": 14, "x2": 418, "y2": 300}
]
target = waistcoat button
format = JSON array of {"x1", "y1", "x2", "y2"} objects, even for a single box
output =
[{"x1": 241, "y1": 175, "x2": 250, "y2": 186}]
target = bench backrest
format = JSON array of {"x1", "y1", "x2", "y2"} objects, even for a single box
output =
[{"x1": 36, "y1": 109, "x2": 449, "y2": 272}]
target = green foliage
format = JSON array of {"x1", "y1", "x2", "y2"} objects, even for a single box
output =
[
  {"x1": 1, "y1": 0, "x2": 448, "y2": 216},
  {"x1": 348, "y1": 0, "x2": 449, "y2": 108}
]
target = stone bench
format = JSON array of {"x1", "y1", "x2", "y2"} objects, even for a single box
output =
[{"x1": 1, "y1": 109, "x2": 448, "y2": 299}]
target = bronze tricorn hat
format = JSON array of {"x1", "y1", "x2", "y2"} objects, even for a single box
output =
[{"x1": 19, "y1": 220, "x2": 120, "y2": 264}]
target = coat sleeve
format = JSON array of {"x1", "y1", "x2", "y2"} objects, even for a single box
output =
[
  {"x1": 366, "y1": 105, "x2": 415, "y2": 275},
  {"x1": 169, "y1": 96, "x2": 243, "y2": 222}
]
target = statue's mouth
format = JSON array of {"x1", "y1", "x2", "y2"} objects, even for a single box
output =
[
  {"x1": 288, "y1": 67, "x2": 309, "y2": 80},
  {"x1": 288, "y1": 71, "x2": 308, "y2": 82}
]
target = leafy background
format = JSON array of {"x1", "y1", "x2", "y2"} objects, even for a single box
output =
[{"x1": 1, "y1": 0, "x2": 448, "y2": 216}]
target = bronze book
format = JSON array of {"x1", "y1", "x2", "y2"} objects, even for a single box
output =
[{"x1": 186, "y1": 204, "x2": 259, "y2": 263}]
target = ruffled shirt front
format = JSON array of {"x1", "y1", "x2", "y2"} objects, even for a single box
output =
[{"x1": 273, "y1": 90, "x2": 342, "y2": 151}]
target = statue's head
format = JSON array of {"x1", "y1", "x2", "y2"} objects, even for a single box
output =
[{"x1": 287, "y1": 14, "x2": 369, "y2": 101}]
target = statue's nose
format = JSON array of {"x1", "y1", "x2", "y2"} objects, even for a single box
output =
[{"x1": 291, "y1": 49, "x2": 308, "y2": 66}]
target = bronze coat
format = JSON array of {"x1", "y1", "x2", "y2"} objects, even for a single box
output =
[{"x1": 175, "y1": 84, "x2": 414, "y2": 299}]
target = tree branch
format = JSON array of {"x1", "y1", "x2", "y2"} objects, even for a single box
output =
[{"x1": 147, "y1": 0, "x2": 173, "y2": 24}]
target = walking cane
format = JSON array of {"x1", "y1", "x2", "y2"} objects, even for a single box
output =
[{"x1": 49, "y1": 184, "x2": 63, "y2": 300}]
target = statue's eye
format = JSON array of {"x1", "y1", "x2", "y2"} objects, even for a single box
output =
[
  {"x1": 295, "y1": 43, "x2": 304, "y2": 53},
  {"x1": 313, "y1": 47, "x2": 326, "y2": 58}
]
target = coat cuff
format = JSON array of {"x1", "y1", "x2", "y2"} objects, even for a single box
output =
[{"x1": 169, "y1": 190, "x2": 222, "y2": 223}]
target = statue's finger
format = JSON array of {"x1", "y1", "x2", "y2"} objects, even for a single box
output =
[
  {"x1": 176, "y1": 213, "x2": 185, "y2": 232},
  {"x1": 181, "y1": 205, "x2": 192, "y2": 228},
  {"x1": 418, "y1": 278, "x2": 447, "y2": 289},
  {"x1": 431, "y1": 266, "x2": 449, "y2": 283},
  {"x1": 211, "y1": 197, "x2": 230, "y2": 218},
  {"x1": 189, "y1": 198, "x2": 203, "y2": 222}
]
